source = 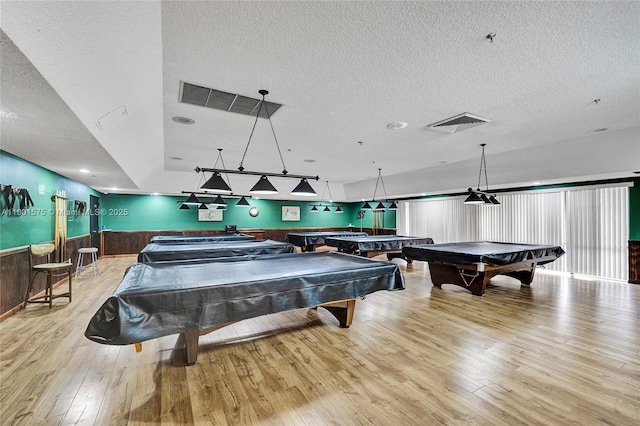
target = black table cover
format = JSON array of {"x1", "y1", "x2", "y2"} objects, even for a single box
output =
[
  {"x1": 325, "y1": 235, "x2": 434, "y2": 253},
  {"x1": 85, "y1": 251, "x2": 405, "y2": 345},
  {"x1": 285, "y1": 231, "x2": 368, "y2": 247},
  {"x1": 137, "y1": 239, "x2": 295, "y2": 263},
  {"x1": 149, "y1": 234, "x2": 256, "y2": 244},
  {"x1": 402, "y1": 241, "x2": 565, "y2": 266}
]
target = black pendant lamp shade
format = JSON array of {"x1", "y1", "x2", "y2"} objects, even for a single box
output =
[
  {"x1": 291, "y1": 178, "x2": 317, "y2": 196},
  {"x1": 464, "y1": 189, "x2": 484, "y2": 204},
  {"x1": 335, "y1": 206, "x2": 343, "y2": 213},
  {"x1": 250, "y1": 175, "x2": 278, "y2": 194},
  {"x1": 310, "y1": 205, "x2": 319, "y2": 212},
  {"x1": 179, "y1": 203, "x2": 190, "y2": 210},
  {"x1": 211, "y1": 195, "x2": 227, "y2": 206},
  {"x1": 184, "y1": 193, "x2": 201, "y2": 205},
  {"x1": 323, "y1": 205, "x2": 331, "y2": 212},
  {"x1": 387, "y1": 201, "x2": 398, "y2": 210},
  {"x1": 201, "y1": 171, "x2": 232, "y2": 193},
  {"x1": 198, "y1": 203, "x2": 208, "y2": 210},
  {"x1": 489, "y1": 195, "x2": 501, "y2": 205},
  {"x1": 236, "y1": 196, "x2": 251, "y2": 207},
  {"x1": 361, "y1": 201, "x2": 373, "y2": 210}
]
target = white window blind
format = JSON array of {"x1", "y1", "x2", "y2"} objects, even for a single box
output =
[
  {"x1": 397, "y1": 185, "x2": 629, "y2": 280},
  {"x1": 566, "y1": 187, "x2": 628, "y2": 280}
]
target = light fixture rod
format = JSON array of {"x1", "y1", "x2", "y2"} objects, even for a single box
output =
[
  {"x1": 195, "y1": 167, "x2": 318, "y2": 181},
  {"x1": 237, "y1": 89, "x2": 289, "y2": 175},
  {"x1": 476, "y1": 143, "x2": 489, "y2": 191},
  {"x1": 467, "y1": 188, "x2": 495, "y2": 196},
  {"x1": 180, "y1": 190, "x2": 248, "y2": 198}
]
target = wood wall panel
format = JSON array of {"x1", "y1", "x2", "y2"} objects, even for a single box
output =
[
  {"x1": 100, "y1": 229, "x2": 267, "y2": 256},
  {"x1": 630, "y1": 240, "x2": 640, "y2": 284},
  {"x1": 100, "y1": 228, "x2": 396, "y2": 256},
  {"x1": 0, "y1": 235, "x2": 91, "y2": 318},
  {"x1": 0, "y1": 248, "x2": 30, "y2": 316}
]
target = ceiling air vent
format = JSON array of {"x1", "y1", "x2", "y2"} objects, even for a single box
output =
[
  {"x1": 179, "y1": 81, "x2": 282, "y2": 118},
  {"x1": 426, "y1": 112, "x2": 490, "y2": 134}
]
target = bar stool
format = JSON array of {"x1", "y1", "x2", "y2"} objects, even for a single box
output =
[
  {"x1": 24, "y1": 243, "x2": 73, "y2": 309},
  {"x1": 76, "y1": 247, "x2": 99, "y2": 277}
]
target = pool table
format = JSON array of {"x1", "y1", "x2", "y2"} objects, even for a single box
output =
[
  {"x1": 285, "y1": 231, "x2": 368, "y2": 252},
  {"x1": 324, "y1": 235, "x2": 434, "y2": 261},
  {"x1": 137, "y1": 239, "x2": 295, "y2": 263},
  {"x1": 149, "y1": 234, "x2": 256, "y2": 244},
  {"x1": 85, "y1": 251, "x2": 405, "y2": 365},
  {"x1": 402, "y1": 241, "x2": 565, "y2": 296}
]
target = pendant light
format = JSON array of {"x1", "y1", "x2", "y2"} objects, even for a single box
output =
[
  {"x1": 464, "y1": 144, "x2": 500, "y2": 205},
  {"x1": 194, "y1": 90, "x2": 319, "y2": 196}
]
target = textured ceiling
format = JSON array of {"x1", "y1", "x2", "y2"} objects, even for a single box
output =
[{"x1": 1, "y1": 1, "x2": 638, "y2": 201}]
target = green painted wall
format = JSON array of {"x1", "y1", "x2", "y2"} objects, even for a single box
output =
[
  {"x1": 630, "y1": 180, "x2": 640, "y2": 240},
  {"x1": 0, "y1": 150, "x2": 100, "y2": 249},
  {"x1": 0, "y1": 151, "x2": 396, "y2": 250},
  {"x1": 100, "y1": 194, "x2": 377, "y2": 231}
]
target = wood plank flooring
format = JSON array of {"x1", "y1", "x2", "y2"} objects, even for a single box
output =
[{"x1": 1, "y1": 254, "x2": 639, "y2": 425}]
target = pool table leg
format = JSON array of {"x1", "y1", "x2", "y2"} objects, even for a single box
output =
[
  {"x1": 319, "y1": 299, "x2": 356, "y2": 328},
  {"x1": 504, "y1": 268, "x2": 536, "y2": 285},
  {"x1": 179, "y1": 330, "x2": 200, "y2": 366},
  {"x1": 428, "y1": 262, "x2": 487, "y2": 296},
  {"x1": 179, "y1": 322, "x2": 234, "y2": 366}
]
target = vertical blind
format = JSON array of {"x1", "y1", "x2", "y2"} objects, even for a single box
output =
[{"x1": 397, "y1": 185, "x2": 629, "y2": 280}]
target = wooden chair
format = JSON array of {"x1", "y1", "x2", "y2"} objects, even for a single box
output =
[{"x1": 23, "y1": 243, "x2": 73, "y2": 309}]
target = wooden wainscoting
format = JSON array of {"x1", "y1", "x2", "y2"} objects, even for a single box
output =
[
  {"x1": 630, "y1": 240, "x2": 640, "y2": 284},
  {"x1": 100, "y1": 228, "x2": 395, "y2": 256},
  {"x1": 100, "y1": 229, "x2": 266, "y2": 256},
  {"x1": 0, "y1": 235, "x2": 92, "y2": 319}
]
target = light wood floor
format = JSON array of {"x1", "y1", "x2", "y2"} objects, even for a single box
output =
[{"x1": 1, "y1": 254, "x2": 639, "y2": 425}]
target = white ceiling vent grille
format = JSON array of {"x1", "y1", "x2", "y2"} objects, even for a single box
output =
[
  {"x1": 426, "y1": 112, "x2": 490, "y2": 134},
  {"x1": 179, "y1": 82, "x2": 282, "y2": 118}
]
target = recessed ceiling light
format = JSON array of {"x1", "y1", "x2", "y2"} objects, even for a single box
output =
[
  {"x1": 109, "y1": 187, "x2": 119, "y2": 191},
  {"x1": 304, "y1": 159, "x2": 316, "y2": 163},
  {"x1": 169, "y1": 156, "x2": 184, "y2": 160},
  {"x1": 386, "y1": 121, "x2": 408, "y2": 130},
  {"x1": 79, "y1": 169, "x2": 90, "y2": 173},
  {"x1": 532, "y1": 181, "x2": 541, "y2": 185},
  {"x1": 172, "y1": 116, "x2": 195, "y2": 124}
]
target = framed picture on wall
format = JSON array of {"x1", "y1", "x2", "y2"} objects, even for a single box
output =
[
  {"x1": 282, "y1": 206, "x2": 300, "y2": 221},
  {"x1": 198, "y1": 208, "x2": 223, "y2": 222}
]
